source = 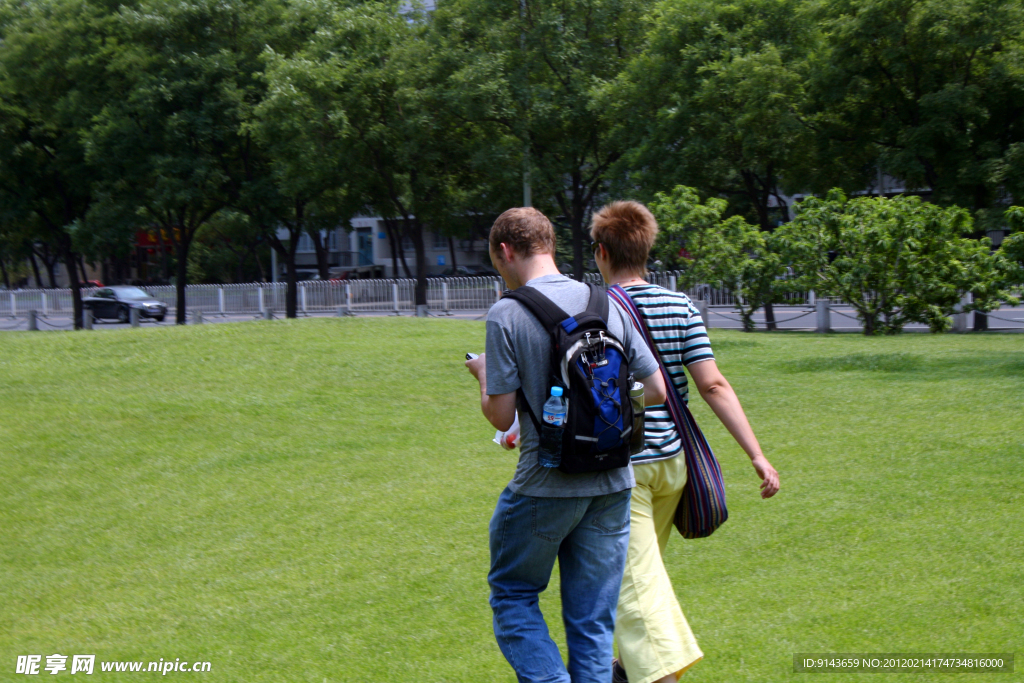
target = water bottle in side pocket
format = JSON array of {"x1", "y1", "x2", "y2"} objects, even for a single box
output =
[{"x1": 539, "y1": 386, "x2": 567, "y2": 468}]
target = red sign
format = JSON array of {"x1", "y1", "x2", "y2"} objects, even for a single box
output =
[{"x1": 136, "y1": 228, "x2": 180, "y2": 252}]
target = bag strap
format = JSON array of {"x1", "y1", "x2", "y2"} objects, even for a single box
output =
[
  {"x1": 502, "y1": 284, "x2": 568, "y2": 433},
  {"x1": 607, "y1": 284, "x2": 693, "y2": 455},
  {"x1": 609, "y1": 284, "x2": 729, "y2": 538},
  {"x1": 501, "y1": 285, "x2": 569, "y2": 331},
  {"x1": 583, "y1": 282, "x2": 609, "y2": 321},
  {"x1": 517, "y1": 387, "x2": 542, "y2": 433},
  {"x1": 505, "y1": 282, "x2": 607, "y2": 433}
]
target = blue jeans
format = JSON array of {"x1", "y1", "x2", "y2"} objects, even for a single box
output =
[{"x1": 488, "y1": 487, "x2": 632, "y2": 683}]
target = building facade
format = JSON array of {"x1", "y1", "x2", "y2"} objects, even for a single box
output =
[{"x1": 278, "y1": 216, "x2": 495, "y2": 280}]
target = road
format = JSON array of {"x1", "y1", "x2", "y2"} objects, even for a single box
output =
[{"x1": 3, "y1": 305, "x2": 1023, "y2": 332}]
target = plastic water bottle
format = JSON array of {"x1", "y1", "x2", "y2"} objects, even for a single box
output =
[
  {"x1": 543, "y1": 386, "x2": 568, "y2": 426},
  {"x1": 539, "y1": 386, "x2": 568, "y2": 468}
]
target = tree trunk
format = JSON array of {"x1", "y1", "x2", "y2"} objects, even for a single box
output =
[
  {"x1": 740, "y1": 306, "x2": 756, "y2": 333},
  {"x1": 78, "y1": 254, "x2": 89, "y2": 284},
  {"x1": 741, "y1": 169, "x2": 778, "y2": 330},
  {"x1": 285, "y1": 206, "x2": 307, "y2": 318},
  {"x1": 58, "y1": 235, "x2": 83, "y2": 330},
  {"x1": 285, "y1": 239, "x2": 298, "y2": 319},
  {"x1": 571, "y1": 186, "x2": 586, "y2": 280},
  {"x1": 384, "y1": 218, "x2": 413, "y2": 279},
  {"x1": 397, "y1": 220, "x2": 413, "y2": 279},
  {"x1": 411, "y1": 218, "x2": 427, "y2": 307},
  {"x1": 973, "y1": 310, "x2": 988, "y2": 331},
  {"x1": 251, "y1": 245, "x2": 266, "y2": 282},
  {"x1": 764, "y1": 301, "x2": 777, "y2": 331},
  {"x1": 28, "y1": 249, "x2": 43, "y2": 288},
  {"x1": 310, "y1": 229, "x2": 330, "y2": 280},
  {"x1": 43, "y1": 251, "x2": 58, "y2": 288},
  {"x1": 174, "y1": 239, "x2": 190, "y2": 324},
  {"x1": 571, "y1": 221, "x2": 585, "y2": 280},
  {"x1": 385, "y1": 218, "x2": 400, "y2": 278},
  {"x1": 36, "y1": 243, "x2": 60, "y2": 288},
  {"x1": 0, "y1": 257, "x2": 9, "y2": 290},
  {"x1": 448, "y1": 236, "x2": 458, "y2": 270}
]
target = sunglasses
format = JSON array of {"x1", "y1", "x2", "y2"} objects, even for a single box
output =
[{"x1": 590, "y1": 241, "x2": 602, "y2": 256}]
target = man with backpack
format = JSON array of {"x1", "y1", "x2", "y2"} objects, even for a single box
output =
[{"x1": 465, "y1": 207, "x2": 667, "y2": 683}]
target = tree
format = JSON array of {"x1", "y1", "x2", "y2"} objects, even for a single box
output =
[
  {"x1": 241, "y1": 35, "x2": 356, "y2": 317},
  {"x1": 808, "y1": 0, "x2": 1024, "y2": 222},
  {"x1": 288, "y1": 2, "x2": 479, "y2": 309},
  {"x1": 0, "y1": 0, "x2": 111, "y2": 327},
  {"x1": 999, "y1": 206, "x2": 1024, "y2": 287},
  {"x1": 30, "y1": 240, "x2": 63, "y2": 289},
  {"x1": 650, "y1": 186, "x2": 789, "y2": 332},
  {"x1": 434, "y1": 0, "x2": 651, "y2": 278},
  {"x1": 775, "y1": 190, "x2": 1006, "y2": 334},
  {"x1": 609, "y1": 0, "x2": 818, "y2": 326},
  {"x1": 0, "y1": 226, "x2": 26, "y2": 289},
  {"x1": 613, "y1": 0, "x2": 817, "y2": 219},
  {"x1": 87, "y1": 0, "x2": 280, "y2": 323},
  {"x1": 204, "y1": 210, "x2": 269, "y2": 283}
]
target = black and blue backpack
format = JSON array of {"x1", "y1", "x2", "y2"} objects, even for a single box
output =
[{"x1": 503, "y1": 282, "x2": 637, "y2": 474}]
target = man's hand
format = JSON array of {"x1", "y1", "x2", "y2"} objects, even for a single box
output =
[
  {"x1": 465, "y1": 353, "x2": 516, "y2": 431},
  {"x1": 466, "y1": 352, "x2": 486, "y2": 391},
  {"x1": 751, "y1": 454, "x2": 780, "y2": 499}
]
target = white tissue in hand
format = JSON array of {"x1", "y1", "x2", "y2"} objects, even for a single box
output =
[{"x1": 493, "y1": 412, "x2": 521, "y2": 450}]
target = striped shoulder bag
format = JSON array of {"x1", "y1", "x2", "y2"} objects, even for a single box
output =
[{"x1": 608, "y1": 284, "x2": 728, "y2": 539}]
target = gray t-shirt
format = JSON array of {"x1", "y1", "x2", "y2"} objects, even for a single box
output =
[{"x1": 485, "y1": 274, "x2": 660, "y2": 497}]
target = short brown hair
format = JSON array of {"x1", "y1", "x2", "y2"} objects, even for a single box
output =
[
  {"x1": 590, "y1": 201, "x2": 658, "y2": 275},
  {"x1": 489, "y1": 207, "x2": 556, "y2": 259}
]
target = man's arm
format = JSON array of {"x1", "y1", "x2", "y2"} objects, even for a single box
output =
[
  {"x1": 466, "y1": 353, "x2": 517, "y2": 431},
  {"x1": 611, "y1": 299, "x2": 667, "y2": 407}
]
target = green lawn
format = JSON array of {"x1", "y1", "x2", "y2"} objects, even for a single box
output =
[{"x1": 1, "y1": 319, "x2": 1021, "y2": 682}]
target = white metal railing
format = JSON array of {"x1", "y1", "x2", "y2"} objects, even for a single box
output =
[
  {"x1": 0, "y1": 274, "x2": 895, "y2": 318},
  {"x1": 0, "y1": 277, "x2": 507, "y2": 317},
  {"x1": 2, "y1": 276, "x2": 1020, "y2": 323}
]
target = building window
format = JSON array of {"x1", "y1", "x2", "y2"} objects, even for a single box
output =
[
  {"x1": 432, "y1": 232, "x2": 448, "y2": 250},
  {"x1": 297, "y1": 233, "x2": 314, "y2": 253}
]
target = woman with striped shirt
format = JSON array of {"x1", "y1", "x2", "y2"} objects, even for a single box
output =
[{"x1": 591, "y1": 201, "x2": 780, "y2": 683}]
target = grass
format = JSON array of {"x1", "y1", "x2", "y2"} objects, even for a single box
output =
[{"x1": 0, "y1": 319, "x2": 1021, "y2": 682}]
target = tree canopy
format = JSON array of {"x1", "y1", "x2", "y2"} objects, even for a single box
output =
[{"x1": 0, "y1": 0, "x2": 1022, "y2": 330}]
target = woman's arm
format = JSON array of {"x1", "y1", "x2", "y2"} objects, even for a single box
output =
[{"x1": 686, "y1": 359, "x2": 780, "y2": 498}]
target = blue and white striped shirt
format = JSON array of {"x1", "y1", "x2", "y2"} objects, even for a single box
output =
[{"x1": 624, "y1": 284, "x2": 715, "y2": 464}]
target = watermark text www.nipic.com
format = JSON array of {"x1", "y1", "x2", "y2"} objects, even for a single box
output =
[{"x1": 15, "y1": 655, "x2": 212, "y2": 675}]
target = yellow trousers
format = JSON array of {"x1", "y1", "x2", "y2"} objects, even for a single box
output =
[{"x1": 615, "y1": 456, "x2": 703, "y2": 683}]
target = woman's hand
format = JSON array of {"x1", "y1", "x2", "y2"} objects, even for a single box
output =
[{"x1": 750, "y1": 454, "x2": 779, "y2": 499}]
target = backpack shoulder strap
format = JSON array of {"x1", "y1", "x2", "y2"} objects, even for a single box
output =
[
  {"x1": 502, "y1": 286, "x2": 570, "y2": 434},
  {"x1": 584, "y1": 282, "x2": 609, "y2": 321},
  {"x1": 502, "y1": 285, "x2": 569, "y2": 331}
]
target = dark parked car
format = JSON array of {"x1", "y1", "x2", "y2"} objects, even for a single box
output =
[
  {"x1": 84, "y1": 286, "x2": 168, "y2": 323},
  {"x1": 428, "y1": 265, "x2": 498, "y2": 278}
]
